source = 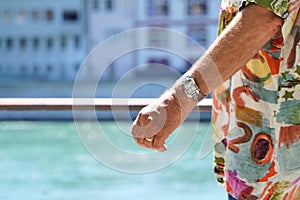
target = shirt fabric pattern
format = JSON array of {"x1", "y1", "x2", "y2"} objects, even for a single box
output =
[{"x1": 212, "y1": 0, "x2": 300, "y2": 199}]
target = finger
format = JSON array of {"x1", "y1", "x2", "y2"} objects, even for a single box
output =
[
  {"x1": 134, "y1": 136, "x2": 167, "y2": 152},
  {"x1": 131, "y1": 123, "x2": 140, "y2": 137},
  {"x1": 134, "y1": 137, "x2": 159, "y2": 151},
  {"x1": 131, "y1": 123, "x2": 147, "y2": 139},
  {"x1": 131, "y1": 117, "x2": 153, "y2": 139},
  {"x1": 144, "y1": 136, "x2": 154, "y2": 143},
  {"x1": 153, "y1": 135, "x2": 168, "y2": 152},
  {"x1": 133, "y1": 137, "x2": 147, "y2": 148},
  {"x1": 142, "y1": 136, "x2": 155, "y2": 148},
  {"x1": 158, "y1": 144, "x2": 168, "y2": 152},
  {"x1": 143, "y1": 136, "x2": 167, "y2": 152}
]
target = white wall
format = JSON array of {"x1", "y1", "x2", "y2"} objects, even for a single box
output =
[{"x1": 85, "y1": 0, "x2": 135, "y2": 80}]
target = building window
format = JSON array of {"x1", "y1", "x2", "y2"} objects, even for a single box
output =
[
  {"x1": 148, "y1": 0, "x2": 169, "y2": 16},
  {"x1": 2, "y1": 10, "x2": 12, "y2": 22},
  {"x1": 61, "y1": 35, "x2": 67, "y2": 49},
  {"x1": 6, "y1": 38, "x2": 13, "y2": 50},
  {"x1": 74, "y1": 63, "x2": 80, "y2": 72},
  {"x1": 74, "y1": 35, "x2": 81, "y2": 49},
  {"x1": 46, "y1": 9, "x2": 54, "y2": 21},
  {"x1": 33, "y1": 37, "x2": 40, "y2": 50},
  {"x1": 105, "y1": 0, "x2": 114, "y2": 11},
  {"x1": 148, "y1": 58, "x2": 169, "y2": 66},
  {"x1": 187, "y1": 0, "x2": 207, "y2": 15},
  {"x1": 20, "y1": 65, "x2": 26, "y2": 74},
  {"x1": 33, "y1": 64, "x2": 39, "y2": 75},
  {"x1": 32, "y1": 10, "x2": 39, "y2": 21},
  {"x1": 187, "y1": 26, "x2": 207, "y2": 46},
  {"x1": 63, "y1": 10, "x2": 79, "y2": 22},
  {"x1": 149, "y1": 28, "x2": 168, "y2": 47},
  {"x1": 46, "y1": 37, "x2": 54, "y2": 50},
  {"x1": 47, "y1": 64, "x2": 53, "y2": 72},
  {"x1": 93, "y1": 0, "x2": 100, "y2": 11},
  {"x1": 16, "y1": 9, "x2": 26, "y2": 23},
  {"x1": 19, "y1": 37, "x2": 26, "y2": 50}
]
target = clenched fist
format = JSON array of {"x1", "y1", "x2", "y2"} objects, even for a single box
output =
[{"x1": 131, "y1": 91, "x2": 190, "y2": 152}]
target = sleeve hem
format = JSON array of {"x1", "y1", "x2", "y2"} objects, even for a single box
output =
[{"x1": 239, "y1": 0, "x2": 289, "y2": 18}]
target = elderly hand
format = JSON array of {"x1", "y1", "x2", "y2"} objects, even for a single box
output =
[{"x1": 131, "y1": 93, "x2": 183, "y2": 152}]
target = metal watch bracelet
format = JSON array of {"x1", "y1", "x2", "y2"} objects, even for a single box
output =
[{"x1": 181, "y1": 75, "x2": 207, "y2": 102}]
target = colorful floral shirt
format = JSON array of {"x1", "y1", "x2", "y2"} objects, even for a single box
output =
[{"x1": 212, "y1": 0, "x2": 300, "y2": 199}]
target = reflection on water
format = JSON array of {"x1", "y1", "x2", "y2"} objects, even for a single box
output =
[{"x1": 0, "y1": 121, "x2": 225, "y2": 200}]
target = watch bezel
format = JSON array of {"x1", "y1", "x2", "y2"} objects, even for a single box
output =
[{"x1": 182, "y1": 75, "x2": 206, "y2": 102}]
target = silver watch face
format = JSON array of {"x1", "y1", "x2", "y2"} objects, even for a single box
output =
[
  {"x1": 182, "y1": 75, "x2": 205, "y2": 102},
  {"x1": 185, "y1": 79, "x2": 193, "y2": 89}
]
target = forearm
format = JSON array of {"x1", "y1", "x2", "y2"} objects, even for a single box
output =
[{"x1": 168, "y1": 4, "x2": 283, "y2": 118}]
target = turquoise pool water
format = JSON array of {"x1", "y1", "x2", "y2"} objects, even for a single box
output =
[{"x1": 0, "y1": 121, "x2": 226, "y2": 200}]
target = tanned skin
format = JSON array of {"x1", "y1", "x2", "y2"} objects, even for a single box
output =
[{"x1": 132, "y1": 4, "x2": 283, "y2": 152}]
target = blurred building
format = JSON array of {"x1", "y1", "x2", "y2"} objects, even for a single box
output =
[
  {"x1": 0, "y1": 0, "x2": 87, "y2": 81},
  {"x1": 134, "y1": 0, "x2": 220, "y2": 76},
  {"x1": 0, "y1": 0, "x2": 220, "y2": 82},
  {"x1": 86, "y1": 0, "x2": 221, "y2": 80},
  {"x1": 85, "y1": 0, "x2": 135, "y2": 80}
]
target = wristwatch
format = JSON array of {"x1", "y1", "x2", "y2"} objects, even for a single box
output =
[{"x1": 181, "y1": 75, "x2": 206, "y2": 102}]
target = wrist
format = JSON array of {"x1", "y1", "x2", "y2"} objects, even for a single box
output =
[
  {"x1": 170, "y1": 83, "x2": 198, "y2": 116},
  {"x1": 181, "y1": 74, "x2": 207, "y2": 102},
  {"x1": 189, "y1": 69, "x2": 210, "y2": 96}
]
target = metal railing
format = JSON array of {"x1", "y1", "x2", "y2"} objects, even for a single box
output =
[{"x1": 0, "y1": 98, "x2": 212, "y2": 112}]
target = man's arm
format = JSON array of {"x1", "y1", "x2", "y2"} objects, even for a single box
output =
[{"x1": 131, "y1": 4, "x2": 283, "y2": 151}]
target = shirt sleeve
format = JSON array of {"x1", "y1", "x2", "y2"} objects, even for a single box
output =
[{"x1": 239, "y1": 0, "x2": 290, "y2": 18}]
